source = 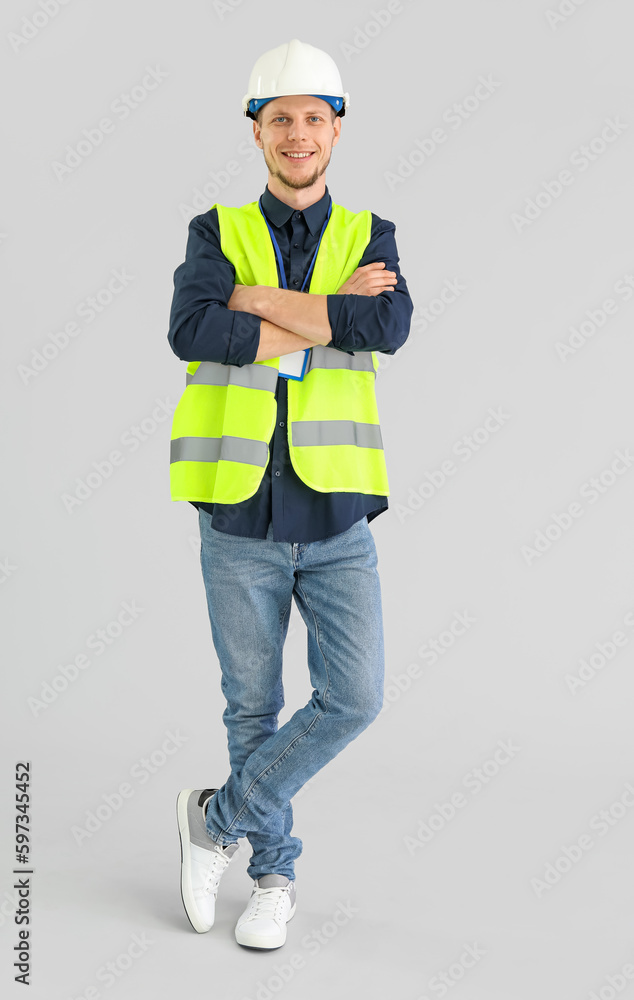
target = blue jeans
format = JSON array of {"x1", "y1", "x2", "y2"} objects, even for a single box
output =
[{"x1": 198, "y1": 509, "x2": 385, "y2": 881}]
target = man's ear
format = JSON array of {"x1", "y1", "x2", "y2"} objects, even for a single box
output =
[
  {"x1": 253, "y1": 119, "x2": 263, "y2": 149},
  {"x1": 332, "y1": 116, "x2": 342, "y2": 147}
]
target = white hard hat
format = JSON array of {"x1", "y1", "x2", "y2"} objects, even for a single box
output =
[{"x1": 242, "y1": 39, "x2": 350, "y2": 119}]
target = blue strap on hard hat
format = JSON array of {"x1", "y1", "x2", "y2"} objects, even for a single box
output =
[{"x1": 248, "y1": 94, "x2": 343, "y2": 115}]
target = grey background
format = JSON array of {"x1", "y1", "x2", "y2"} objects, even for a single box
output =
[{"x1": 2, "y1": 0, "x2": 634, "y2": 997}]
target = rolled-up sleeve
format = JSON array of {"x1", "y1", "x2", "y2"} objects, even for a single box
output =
[
  {"x1": 167, "y1": 211, "x2": 261, "y2": 366},
  {"x1": 325, "y1": 215, "x2": 414, "y2": 354}
]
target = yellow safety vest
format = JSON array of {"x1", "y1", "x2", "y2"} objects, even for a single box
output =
[{"x1": 170, "y1": 199, "x2": 390, "y2": 504}]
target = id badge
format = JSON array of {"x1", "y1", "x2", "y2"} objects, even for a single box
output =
[{"x1": 278, "y1": 348, "x2": 309, "y2": 381}]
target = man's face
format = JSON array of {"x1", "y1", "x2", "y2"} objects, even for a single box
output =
[{"x1": 253, "y1": 95, "x2": 341, "y2": 191}]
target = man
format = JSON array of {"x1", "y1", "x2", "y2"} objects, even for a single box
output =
[{"x1": 169, "y1": 39, "x2": 413, "y2": 950}]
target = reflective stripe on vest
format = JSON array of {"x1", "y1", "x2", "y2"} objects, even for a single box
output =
[
  {"x1": 292, "y1": 420, "x2": 384, "y2": 449},
  {"x1": 170, "y1": 435, "x2": 269, "y2": 467},
  {"x1": 306, "y1": 344, "x2": 375, "y2": 373},
  {"x1": 170, "y1": 199, "x2": 390, "y2": 504},
  {"x1": 185, "y1": 361, "x2": 279, "y2": 391}
]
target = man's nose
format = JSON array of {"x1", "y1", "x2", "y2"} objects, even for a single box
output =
[{"x1": 286, "y1": 121, "x2": 309, "y2": 141}]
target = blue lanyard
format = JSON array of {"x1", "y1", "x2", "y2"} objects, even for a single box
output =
[{"x1": 258, "y1": 197, "x2": 332, "y2": 292}]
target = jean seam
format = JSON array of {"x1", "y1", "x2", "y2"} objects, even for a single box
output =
[
  {"x1": 224, "y1": 711, "x2": 325, "y2": 837},
  {"x1": 295, "y1": 572, "x2": 331, "y2": 710}
]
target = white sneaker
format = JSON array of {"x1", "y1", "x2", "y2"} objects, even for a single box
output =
[
  {"x1": 176, "y1": 788, "x2": 239, "y2": 933},
  {"x1": 235, "y1": 874, "x2": 297, "y2": 949}
]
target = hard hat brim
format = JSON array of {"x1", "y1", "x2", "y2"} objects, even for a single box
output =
[{"x1": 242, "y1": 92, "x2": 350, "y2": 119}]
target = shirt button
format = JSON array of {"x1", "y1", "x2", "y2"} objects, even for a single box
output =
[
  {"x1": 295, "y1": 212, "x2": 301, "y2": 219},
  {"x1": 279, "y1": 421, "x2": 285, "y2": 427},
  {"x1": 274, "y1": 470, "x2": 281, "y2": 477},
  {"x1": 293, "y1": 243, "x2": 300, "y2": 249},
  {"x1": 292, "y1": 279, "x2": 299, "y2": 285}
]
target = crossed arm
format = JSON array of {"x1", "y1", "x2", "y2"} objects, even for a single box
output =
[{"x1": 227, "y1": 263, "x2": 397, "y2": 361}]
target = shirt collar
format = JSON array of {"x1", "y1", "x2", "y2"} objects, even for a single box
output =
[{"x1": 260, "y1": 184, "x2": 331, "y2": 236}]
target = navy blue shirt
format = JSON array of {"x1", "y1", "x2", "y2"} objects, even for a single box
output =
[{"x1": 168, "y1": 184, "x2": 413, "y2": 542}]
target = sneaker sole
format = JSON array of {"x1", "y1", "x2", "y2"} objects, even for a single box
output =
[
  {"x1": 177, "y1": 789, "x2": 212, "y2": 934},
  {"x1": 235, "y1": 902, "x2": 297, "y2": 949}
]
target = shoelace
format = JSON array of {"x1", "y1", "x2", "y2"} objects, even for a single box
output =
[
  {"x1": 202, "y1": 851, "x2": 231, "y2": 896},
  {"x1": 244, "y1": 885, "x2": 291, "y2": 921}
]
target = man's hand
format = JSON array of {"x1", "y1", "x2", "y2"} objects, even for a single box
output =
[{"x1": 336, "y1": 262, "x2": 397, "y2": 296}]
